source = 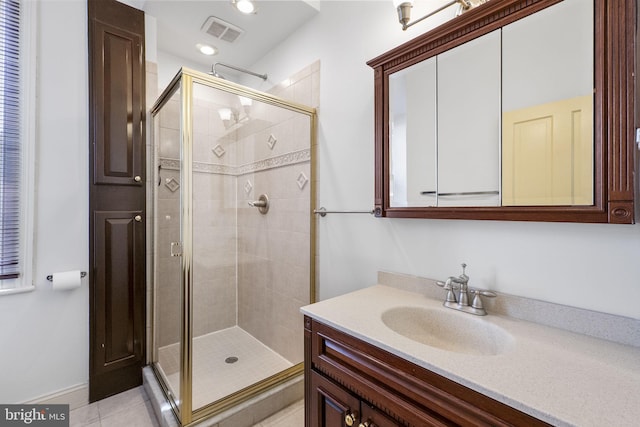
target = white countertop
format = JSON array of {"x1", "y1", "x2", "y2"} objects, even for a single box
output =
[{"x1": 301, "y1": 285, "x2": 640, "y2": 427}]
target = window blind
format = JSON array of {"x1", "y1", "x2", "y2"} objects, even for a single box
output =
[{"x1": 0, "y1": 0, "x2": 20, "y2": 280}]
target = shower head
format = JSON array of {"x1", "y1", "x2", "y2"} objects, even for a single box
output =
[{"x1": 208, "y1": 65, "x2": 226, "y2": 79}]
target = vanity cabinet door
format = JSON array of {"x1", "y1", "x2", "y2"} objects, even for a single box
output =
[{"x1": 310, "y1": 370, "x2": 361, "y2": 427}]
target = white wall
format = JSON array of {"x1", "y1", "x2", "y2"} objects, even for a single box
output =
[
  {"x1": 156, "y1": 50, "x2": 208, "y2": 93},
  {"x1": 247, "y1": 1, "x2": 640, "y2": 319},
  {"x1": 0, "y1": 1, "x2": 89, "y2": 403}
]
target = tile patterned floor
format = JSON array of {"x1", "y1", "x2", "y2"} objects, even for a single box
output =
[
  {"x1": 253, "y1": 399, "x2": 303, "y2": 427},
  {"x1": 69, "y1": 386, "x2": 304, "y2": 427},
  {"x1": 69, "y1": 386, "x2": 158, "y2": 427}
]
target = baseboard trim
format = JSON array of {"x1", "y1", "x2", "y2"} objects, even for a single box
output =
[{"x1": 24, "y1": 383, "x2": 89, "y2": 411}]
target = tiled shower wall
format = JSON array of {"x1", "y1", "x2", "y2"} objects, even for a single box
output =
[
  {"x1": 237, "y1": 62, "x2": 319, "y2": 364},
  {"x1": 153, "y1": 62, "x2": 319, "y2": 364}
]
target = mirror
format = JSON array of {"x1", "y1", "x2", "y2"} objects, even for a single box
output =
[
  {"x1": 501, "y1": 0, "x2": 593, "y2": 206},
  {"x1": 369, "y1": 0, "x2": 636, "y2": 223}
]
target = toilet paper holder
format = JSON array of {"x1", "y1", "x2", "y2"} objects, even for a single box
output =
[{"x1": 46, "y1": 271, "x2": 87, "y2": 281}]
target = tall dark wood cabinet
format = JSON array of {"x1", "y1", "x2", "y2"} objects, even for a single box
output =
[{"x1": 88, "y1": 0, "x2": 146, "y2": 402}]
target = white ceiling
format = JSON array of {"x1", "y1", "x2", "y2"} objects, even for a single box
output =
[{"x1": 120, "y1": 0, "x2": 320, "y2": 74}]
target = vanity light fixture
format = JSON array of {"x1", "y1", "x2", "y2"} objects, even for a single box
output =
[
  {"x1": 232, "y1": 0, "x2": 257, "y2": 14},
  {"x1": 238, "y1": 95, "x2": 252, "y2": 115},
  {"x1": 218, "y1": 99, "x2": 252, "y2": 129},
  {"x1": 218, "y1": 107, "x2": 235, "y2": 128},
  {"x1": 394, "y1": 0, "x2": 477, "y2": 31}
]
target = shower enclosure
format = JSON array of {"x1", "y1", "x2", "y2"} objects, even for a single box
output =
[{"x1": 150, "y1": 68, "x2": 316, "y2": 425}]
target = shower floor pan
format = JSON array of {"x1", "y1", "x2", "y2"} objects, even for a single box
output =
[{"x1": 157, "y1": 326, "x2": 293, "y2": 410}]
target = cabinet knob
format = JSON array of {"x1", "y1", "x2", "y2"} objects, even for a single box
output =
[
  {"x1": 134, "y1": 215, "x2": 142, "y2": 222},
  {"x1": 359, "y1": 421, "x2": 375, "y2": 427},
  {"x1": 134, "y1": 175, "x2": 142, "y2": 182},
  {"x1": 345, "y1": 412, "x2": 358, "y2": 426}
]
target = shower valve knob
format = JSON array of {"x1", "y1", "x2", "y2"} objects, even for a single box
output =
[{"x1": 249, "y1": 194, "x2": 270, "y2": 214}]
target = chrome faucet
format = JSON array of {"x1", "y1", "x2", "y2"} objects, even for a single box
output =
[{"x1": 436, "y1": 263, "x2": 496, "y2": 316}]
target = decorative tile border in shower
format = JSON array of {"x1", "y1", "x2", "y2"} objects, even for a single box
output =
[
  {"x1": 158, "y1": 148, "x2": 310, "y2": 177},
  {"x1": 237, "y1": 148, "x2": 310, "y2": 176}
]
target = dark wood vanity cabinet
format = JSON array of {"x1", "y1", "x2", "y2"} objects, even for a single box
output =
[
  {"x1": 310, "y1": 370, "x2": 399, "y2": 427},
  {"x1": 304, "y1": 316, "x2": 551, "y2": 427}
]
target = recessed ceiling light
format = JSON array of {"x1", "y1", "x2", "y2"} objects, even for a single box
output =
[
  {"x1": 196, "y1": 43, "x2": 217, "y2": 56},
  {"x1": 233, "y1": 0, "x2": 256, "y2": 14}
]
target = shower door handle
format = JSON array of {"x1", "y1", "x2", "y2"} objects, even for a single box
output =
[{"x1": 171, "y1": 242, "x2": 183, "y2": 257}]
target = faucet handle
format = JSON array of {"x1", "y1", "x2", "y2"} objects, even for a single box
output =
[
  {"x1": 435, "y1": 280, "x2": 458, "y2": 303},
  {"x1": 470, "y1": 288, "x2": 496, "y2": 297},
  {"x1": 435, "y1": 280, "x2": 460, "y2": 290},
  {"x1": 470, "y1": 288, "x2": 496, "y2": 310}
]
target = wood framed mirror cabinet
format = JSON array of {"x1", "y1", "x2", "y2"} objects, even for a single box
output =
[{"x1": 367, "y1": 0, "x2": 637, "y2": 223}]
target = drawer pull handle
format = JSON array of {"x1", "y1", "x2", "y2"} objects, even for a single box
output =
[{"x1": 345, "y1": 412, "x2": 358, "y2": 426}]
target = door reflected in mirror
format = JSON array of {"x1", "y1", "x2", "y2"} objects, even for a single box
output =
[{"x1": 387, "y1": 0, "x2": 593, "y2": 209}]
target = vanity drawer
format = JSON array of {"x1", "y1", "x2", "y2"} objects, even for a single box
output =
[{"x1": 307, "y1": 317, "x2": 550, "y2": 427}]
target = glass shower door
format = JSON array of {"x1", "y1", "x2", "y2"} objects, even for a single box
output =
[
  {"x1": 152, "y1": 85, "x2": 183, "y2": 414},
  {"x1": 189, "y1": 80, "x2": 312, "y2": 413}
]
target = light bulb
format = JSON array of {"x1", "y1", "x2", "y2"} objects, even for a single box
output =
[
  {"x1": 218, "y1": 108, "x2": 232, "y2": 121},
  {"x1": 235, "y1": 0, "x2": 255, "y2": 14},
  {"x1": 393, "y1": 0, "x2": 413, "y2": 8},
  {"x1": 196, "y1": 43, "x2": 216, "y2": 56},
  {"x1": 238, "y1": 96, "x2": 252, "y2": 107}
]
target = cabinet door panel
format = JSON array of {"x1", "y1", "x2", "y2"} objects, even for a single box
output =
[
  {"x1": 502, "y1": 95, "x2": 593, "y2": 205},
  {"x1": 310, "y1": 370, "x2": 361, "y2": 427},
  {"x1": 389, "y1": 58, "x2": 438, "y2": 207},
  {"x1": 93, "y1": 211, "x2": 145, "y2": 373},
  {"x1": 437, "y1": 30, "x2": 501, "y2": 206},
  {"x1": 91, "y1": 21, "x2": 144, "y2": 186}
]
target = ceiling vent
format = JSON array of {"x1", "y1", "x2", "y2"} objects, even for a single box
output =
[{"x1": 201, "y1": 16, "x2": 245, "y2": 43}]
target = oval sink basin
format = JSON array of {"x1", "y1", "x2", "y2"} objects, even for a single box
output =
[{"x1": 381, "y1": 307, "x2": 514, "y2": 356}]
